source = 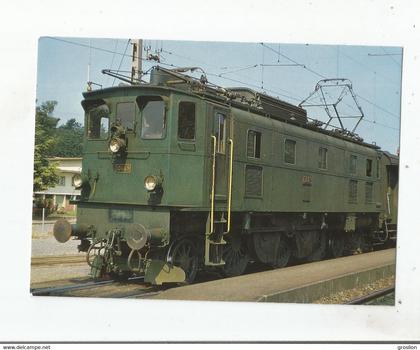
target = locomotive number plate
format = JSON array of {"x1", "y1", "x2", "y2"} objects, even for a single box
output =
[
  {"x1": 114, "y1": 163, "x2": 132, "y2": 173},
  {"x1": 302, "y1": 175, "x2": 312, "y2": 185}
]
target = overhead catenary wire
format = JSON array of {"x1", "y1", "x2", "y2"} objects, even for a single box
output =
[
  {"x1": 105, "y1": 39, "x2": 119, "y2": 87},
  {"x1": 261, "y1": 43, "x2": 265, "y2": 90},
  {"x1": 213, "y1": 64, "x2": 307, "y2": 102},
  {"x1": 380, "y1": 47, "x2": 401, "y2": 67},
  {"x1": 161, "y1": 48, "x2": 221, "y2": 70},
  {"x1": 45, "y1": 37, "x2": 181, "y2": 79},
  {"x1": 218, "y1": 64, "x2": 259, "y2": 76},
  {"x1": 362, "y1": 117, "x2": 400, "y2": 131},
  {"x1": 162, "y1": 46, "x2": 401, "y2": 131},
  {"x1": 355, "y1": 94, "x2": 400, "y2": 120},
  {"x1": 112, "y1": 39, "x2": 131, "y2": 86},
  {"x1": 47, "y1": 37, "x2": 400, "y2": 133},
  {"x1": 206, "y1": 72, "x2": 303, "y2": 103},
  {"x1": 337, "y1": 46, "x2": 400, "y2": 86},
  {"x1": 47, "y1": 36, "x2": 169, "y2": 68},
  {"x1": 47, "y1": 37, "x2": 143, "y2": 61},
  {"x1": 260, "y1": 42, "x2": 327, "y2": 79},
  {"x1": 159, "y1": 45, "x2": 306, "y2": 103},
  {"x1": 261, "y1": 42, "x2": 400, "y2": 122}
]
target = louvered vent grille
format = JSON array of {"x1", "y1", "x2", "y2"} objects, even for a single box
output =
[
  {"x1": 245, "y1": 165, "x2": 262, "y2": 196},
  {"x1": 348, "y1": 180, "x2": 358, "y2": 203},
  {"x1": 365, "y1": 182, "x2": 373, "y2": 204}
]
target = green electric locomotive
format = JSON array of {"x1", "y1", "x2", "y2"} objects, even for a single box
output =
[{"x1": 53, "y1": 66, "x2": 399, "y2": 284}]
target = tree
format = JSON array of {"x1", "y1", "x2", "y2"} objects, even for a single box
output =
[
  {"x1": 33, "y1": 101, "x2": 60, "y2": 192},
  {"x1": 54, "y1": 118, "x2": 84, "y2": 157}
]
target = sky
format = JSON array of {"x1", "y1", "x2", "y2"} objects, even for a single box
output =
[{"x1": 36, "y1": 37, "x2": 402, "y2": 153}]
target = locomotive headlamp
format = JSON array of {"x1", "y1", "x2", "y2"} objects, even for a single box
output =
[
  {"x1": 144, "y1": 175, "x2": 162, "y2": 191},
  {"x1": 73, "y1": 174, "x2": 83, "y2": 189},
  {"x1": 109, "y1": 137, "x2": 126, "y2": 153}
]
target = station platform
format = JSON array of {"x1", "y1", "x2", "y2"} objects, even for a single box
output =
[{"x1": 152, "y1": 248, "x2": 396, "y2": 303}]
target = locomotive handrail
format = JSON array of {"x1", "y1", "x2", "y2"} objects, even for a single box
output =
[
  {"x1": 226, "y1": 138, "x2": 234, "y2": 233},
  {"x1": 210, "y1": 135, "x2": 217, "y2": 234}
]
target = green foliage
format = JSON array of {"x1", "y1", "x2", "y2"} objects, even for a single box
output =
[
  {"x1": 33, "y1": 101, "x2": 60, "y2": 192},
  {"x1": 34, "y1": 101, "x2": 84, "y2": 191},
  {"x1": 54, "y1": 118, "x2": 84, "y2": 157}
]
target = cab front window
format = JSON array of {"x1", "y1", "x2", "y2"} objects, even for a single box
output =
[
  {"x1": 87, "y1": 104, "x2": 109, "y2": 139},
  {"x1": 116, "y1": 102, "x2": 135, "y2": 131},
  {"x1": 137, "y1": 96, "x2": 166, "y2": 139}
]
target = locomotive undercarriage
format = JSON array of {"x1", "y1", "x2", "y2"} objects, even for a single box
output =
[{"x1": 55, "y1": 210, "x2": 393, "y2": 285}]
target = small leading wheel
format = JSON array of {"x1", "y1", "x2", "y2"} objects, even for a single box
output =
[
  {"x1": 170, "y1": 239, "x2": 199, "y2": 284},
  {"x1": 86, "y1": 240, "x2": 106, "y2": 279},
  {"x1": 221, "y1": 233, "x2": 250, "y2": 277},
  {"x1": 329, "y1": 233, "x2": 345, "y2": 258},
  {"x1": 271, "y1": 237, "x2": 291, "y2": 268}
]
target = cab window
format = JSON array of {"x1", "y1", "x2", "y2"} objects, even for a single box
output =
[
  {"x1": 284, "y1": 139, "x2": 296, "y2": 164},
  {"x1": 247, "y1": 130, "x2": 261, "y2": 158},
  {"x1": 87, "y1": 104, "x2": 109, "y2": 139},
  {"x1": 366, "y1": 159, "x2": 373, "y2": 177},
  {"x1": 178, "y1": 102, "x2": 195, "y2": 140},
  {"x1": 349, "y1": 155, "x2": 357, "y2": 174},
  {"x1": 214, "y1": 112, "x2": 226, "y2": 154},
  {"x1": 116, "y1": 102, "x2": 135, "y2": 131},
  {"x1": 137, "y1": 96, "x2": 166, "y2": 139},
  {"x1": 318, "y1": 147, "x2": 328, "y2": 169}
]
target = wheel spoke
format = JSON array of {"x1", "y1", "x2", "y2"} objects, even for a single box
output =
[
  {"x1": 272, "y1": 239, "x2": 291, "y2": 268},
  {"x1": 222, "y1": 235, "x2": 249, "y2": 277},
  {"x1": 181, "y1": 244, "x2": 187, "y2": 257},
  {"x1": 170, "y1": 239, "x2": 198, "y2": 283}
]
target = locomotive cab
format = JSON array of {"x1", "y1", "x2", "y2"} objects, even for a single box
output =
[{"x1": 54, "y1": 81, "x2": 210, "y2": 284}]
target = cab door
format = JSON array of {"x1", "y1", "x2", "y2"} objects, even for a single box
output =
[{"x1": 212, "y1": 108, "x2": 231, "y2": 200}]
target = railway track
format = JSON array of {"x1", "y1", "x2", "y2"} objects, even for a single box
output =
[
  {"x1": 31, "y1": 279, "x2": 116, "y2": 296},
  {"x1": 346, "y1": 285, "x2": 395, "y2": 305},
  {"x1": 31, "y1": 276, "x2": 164, "y2": 298},
  {"x1": 30, "y1": 248, "x2": 395, "y2": 300}
]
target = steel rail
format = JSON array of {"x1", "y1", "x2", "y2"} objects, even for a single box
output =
[
  {"x1": 346, "y1": 285, "x2": 395, "y2": 305},
  {"x1": 31, "y1": 279, "x2": 116, "y2": 296},
  {"x1": 31, "y1": 276, "x2": 144, "y2": 296}
]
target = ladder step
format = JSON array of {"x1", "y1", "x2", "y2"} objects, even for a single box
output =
[
  {"x1": 214, "y1": 219, "x2": 227, "y2": 224},
  {"x1": 208, "y1": 240, "x2": 226, "y2": 245},
  {"x1": 205, "y1": 261, "x2": 225, "y2": 266}
]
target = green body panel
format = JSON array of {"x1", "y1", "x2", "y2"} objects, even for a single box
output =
[
  {"x1": 80, "y1": 87, "x2": 209, "y2": 209},
  {"x1": 228, "y1": 108, "x2": 382, "y2": 213},
  {"x1": 77, "y1": 203, "x2": 170, "y2": 242},
  {"x1": 165, "y1": 94, "x2": 208, "y2": 207},
  {"x1": 76, "y1": 83, "x2": 395, "y2": 241}
]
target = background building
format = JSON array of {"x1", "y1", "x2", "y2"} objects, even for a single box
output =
[{"x1": 34, "y1": 157, "x2": 81, "y2": 213}]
